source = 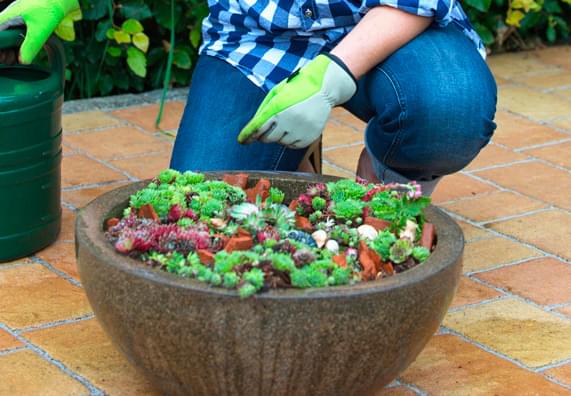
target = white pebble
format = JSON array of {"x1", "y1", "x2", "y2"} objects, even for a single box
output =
[
  {"x1": 311, "y1": 230, "x2": 328, "y2": 248},
  {"x1": 357, "y1": 224, "x2": 378, "y2": 241},
  {"x1": 325, "y1": 239, "x2": 339, "y2": 254},
  {"x1": 399, "y1": 220, "x2": 418, "y2": 241}
]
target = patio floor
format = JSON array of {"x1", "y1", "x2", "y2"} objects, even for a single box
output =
[{"x1": 1, "y1": 46, "x2": 571, "y2": 395}]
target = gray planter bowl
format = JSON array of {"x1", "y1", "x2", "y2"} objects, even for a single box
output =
[{"x1": 75, "y1": 171, "x2": 464, "y2": 396}]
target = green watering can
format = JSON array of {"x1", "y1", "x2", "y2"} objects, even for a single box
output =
[{"x1": 0, "y1": 30, "x2": 64, "y2": 261}]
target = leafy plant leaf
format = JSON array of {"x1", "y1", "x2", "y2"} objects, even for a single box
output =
[
  {"x1": 464, "y1": 0, "x2": 492, "y2": 12},
  {"x1": 127, "y1": 47, "x2": 147, "y2": 78},
  {"x1": 55, "y1": 16, "x2": 76, "y2": 41},
  {"x1": 106, "y1": 46, "x2": 122, "y2": 57},
  {"x1": 133, "y1": 32, "x2": 150, "y2": 53},
  {"x1": 122, "y1": 19, "x2": 144, "y2": 34},
  {"x1": 173, "y1": 49, "x2": 192, "y2": 69},
  {"x1": 120, "y1": 0, "x2": 153, "y2": 19},
  {"x1": 114, "y1": 30, "x2": 132, "y2": 44}
]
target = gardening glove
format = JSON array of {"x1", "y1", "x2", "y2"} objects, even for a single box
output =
[
  {"x1": 0, "y1": 0, "x2": 79, "y2": 64},
  {"x1": 238, "y1": 53, "x2": 357, "y2": 149}
]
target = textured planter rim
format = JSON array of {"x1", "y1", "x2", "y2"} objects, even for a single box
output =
[{"x1": 76, "y1": 171, "x2": 464, "y2": 300}]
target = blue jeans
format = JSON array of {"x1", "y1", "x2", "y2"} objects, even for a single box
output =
[{"x1": 170, "y1": 25, "x2": 497, "y2": 187}]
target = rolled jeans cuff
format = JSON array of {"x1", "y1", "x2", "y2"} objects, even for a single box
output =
[{"x1": 364, "y1": 142, "x2": 441, "y2": 197}]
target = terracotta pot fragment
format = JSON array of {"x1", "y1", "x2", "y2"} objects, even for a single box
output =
[
  {"x1": 105, "y1": 217, "x2": 120, "y2": 230},
  {"x1": 295, "y1": 216, "x2": 313, "y2": 233},
  {"x1": 364, "y1": 217, "x2": 390, "y2": 231},
  {"x1": 197, "y1": 249, "x2": 215, "y2": 265},
  {"x1": 237, "y1": 227, "x2": 251, "y2": 238},
  {"x1": 332, "y1": 254, "x2": 347, "y2": 268},
  {"x1": 359, "y1": 240, "x2": 381, "y2": 280},
  {"x1": 223, "y1": 173, "x2": 249, "y2": 189},
  {"x1": 288, "y1": 199, "x2": 299, "y2": 212},
  {"x1": 245, "y1": 178, "x2": 271, "y2": 203},
  {"x1": 225, "y1": 236, "x2": 254, "y2": 253},
  {"x1": 420, "y1": 223, "x2": 436, "y2": 250},
  {"x1": 138, "y1": 204, "x2": 159, "y2": 221}
]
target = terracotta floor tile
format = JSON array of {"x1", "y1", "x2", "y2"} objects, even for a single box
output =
[
  {"x1": 442, "y1": 191, "x2": 546, "y2": 222},
  {"x1": 557, "y1": 305, "x2": 571, "y2": 317},
  {"x1": 450, "y1": 277, "x2": 502, "y2": 308},
  {"x1": 110, "y1": 152, "x2": 171, "y2": 180},
  {"x1": 556, "y1": 89, "x2": 571, "y2": 100},
  {"x1": 444, "y1": 298, "x2": 571, "y2": 368},
  {"x1": 546, "y1": 364, "x2": 571, "y2": 387},
  {"x1": 65, "y1": 127, "x2": 172, "y2": 160},
  {"x1": 488, "y1": 210, "x2": 571, "y2": 260},
  {"x1": 0, "y1": 257, "x2": 32, "y2": 267},
  {"x1": 59, "y1": 207, "x2": 75, "y2": 243},
  {"x1": 0, "y1": 264, "x2": 91, "y2": 329},
  {"x1": 455, "y1": 220, "x2": 493, "y2": 242},
  {"x1": 516, "y1": 72, "x2": 571, "y2": 89},
  {"x1": 465, "y1": 144, "x2": 528, "y2": 170},
  {"x1": 463, "y1": 237, "x2": 540, "y2": 273},
  {"x1": 63, "y1": 111, "x2": 121, "y2": 132},
  {"x1": 322, "y1": 163, "x2": 355, "y2": 179},
  {"x1": 36, "y1": 242, "x2": 79, "y2": 281},
  {"x1": 552, "y1": 117, "x2": 571, "y2": 132},
  {"x1": 475, "y1": 162, "x2": 571, "y2": 211},
  {"x1": 62, "y1": 155, "x2": 126, "y2": 188},
  {"x1": 498, "y1": 86, "x2": 571, "y2": 120},
  {"x1": 0, "y1": 350, "x2": 88, "y2": 395},
  {"x1": 26, "y1": 319, "x2": 159, "y2": 396},
  {"x1": 524, "y1": 141, "x2": 571, "y2": 169},
  {"x1": 488, "y1": 52, "x2": 562, "y2": 79},
  {"x1": 330, "y1": 107, "x2": 366, "y2": 130},
  {"x1": 323, "y1": 144, "x2": 364, "y2": 172},
  {"x1": 401, "y1": 334, "x2": 568, "y2": 395},
  {"x1": 0, "y1": 329, "x2": 21, "y2": 350},
  {"x1": 492, "y1": 111, "x2": 569, "y2": 149},
  {"x1": 111, "y1": 101, "x2": 185, "y2": 132},
  {"x1": 534, "y1": 46, "x2": 571, "y2": 69},
  {"x1": 476, "y1": 257, "x2": 571, "y2": 305},
  {"x1": 431, "y1": 174, "x2": 497, "y2": 204},
  {"x1": 62, "y1": 182, "x2": 129, "y2": 209},
  {"x1": 322, "y1": 121, "x2": 363, "y2": 148},
  {"x1": 375, "y1": 386, "x2": 416, "y2": 395}
]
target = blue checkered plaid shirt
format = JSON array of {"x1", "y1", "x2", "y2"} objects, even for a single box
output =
[{"x1": 200, "y1": 0, "x2": 485, "y2": 92}]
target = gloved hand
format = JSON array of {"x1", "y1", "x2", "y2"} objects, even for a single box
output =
[
  {"x1": 238, "y1": 53, "x2": 357, "y2": 149},
  {"x1": 0, "y1": 0, "x2": 79, "y2": 64}
]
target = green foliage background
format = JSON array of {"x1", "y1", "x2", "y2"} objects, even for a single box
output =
[{"x1": 59, "y1": 0, "x2": 570, "y2": 100}]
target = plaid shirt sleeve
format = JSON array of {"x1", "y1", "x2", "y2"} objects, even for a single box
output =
[{"x1": 362, "y1": 0, "x2": 458, "y2": 26}]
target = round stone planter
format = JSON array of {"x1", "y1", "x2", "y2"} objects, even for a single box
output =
[{"x1": 75, "y1": 171, "x2": 464, "y2": 396}]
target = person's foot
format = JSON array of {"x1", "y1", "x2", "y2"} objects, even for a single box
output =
[{"x1": 356, "y1": 148, "x2": 381, "y2": 183}]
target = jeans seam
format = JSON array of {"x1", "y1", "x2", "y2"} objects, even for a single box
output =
[
  {"x1": 374, "y1": 65, "x2": 407, "y2": 167},
  {"x1": 270, "y1": 145, "x2": 288, "y2": 170}
]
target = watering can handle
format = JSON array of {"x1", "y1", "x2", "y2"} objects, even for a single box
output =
[{"x1": 0, "y1": 29, "x2": 65, "y2": 89}]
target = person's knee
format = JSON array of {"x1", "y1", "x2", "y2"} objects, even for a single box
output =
[{"x1": 400, "y1": 79, "x2": 497, "y2": 177}]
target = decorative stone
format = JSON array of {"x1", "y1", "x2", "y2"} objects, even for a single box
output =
[
  {"x1": 105, "y1": 217, "x2": 119, "y2": 230},
  {"x1": 325, "y1": 239, "x2": 339, "y2": 254},
  {"x1": 287, "y1": 230, "x2": 317, "y2": 248},
  {"x1": 332, "y1": 254, "x2": 347, "y2": 268},
  {"x1": 358, "y1": 240, "x2": 381, "y2": 280},
  {"x1": 357, "y1": 224, "x2": 378, "y2": 241},
  {"x1": 210, "y1": 218, "x2": 226, "y2": 229},
  {"x1": 311, "y1": 230, "x2": 327, "y2": 248},
  {"x1": 245, "y1": 178, "x2": 271, "y2": 203},
  {"x1": 75, "y1": 172, "x2": 463, "y2": 396},
  {"x1": 399, "y1": 220, "x2": 418, "y2": 241}
]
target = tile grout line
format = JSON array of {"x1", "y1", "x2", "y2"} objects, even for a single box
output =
[
  {"x1": 447, "y1": 295, "x2": 509, "y2": 313},
  {"x1": 321, "y1": 159, "x2": 356, "y2": 175},
  {"x1": 439, "y1": 326, "x2": 571, "y2": 390},
  {"x1": 441, "y1": 208, "x2": 571, "y2": 265},
  {"x1": 0, "y1": 322, "x2": 105, "y2": 395},
  {"x1": 512, "y1": 137, "x2": 571, "y2": 152},
  {"x1": 498, "y1": 107, "x2": 571, "y2": 136},
  {"x1": 61, "y1": 180, "x2": 133, "y2": 193},
  {"x1": 536, "y1": 356, "x2": 571, "y2": 372},
  {"x1": 15, "y1": 313, "x2": 95, "y2": 335},
  {"x1": 0, "y1": 260, "x2": 36, "y2": 271},
  {"x1": 0, "y1": 345, "x2": 27, "y2": 356},
  {"x1": 394, "y1": 379, "x2": 428, "y2": 396},
  {"x1": 464, "y1": 256, "x2": 548, "y2": 277},
  {"x1": 466, "y1": 276, "x2": 571, "y2": 324},
  {"x1": 475, "y1": 207, "x2": 554, "y2": 226},
  {"x1": 30, "y1": 257, "x2": 83, "y2": 288},
  {"x1": 322, "y1": 141, "x2": 364, "y2": 152}
]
